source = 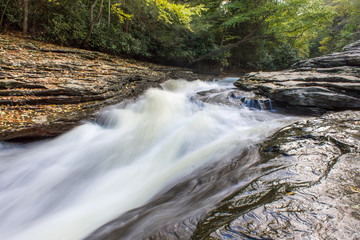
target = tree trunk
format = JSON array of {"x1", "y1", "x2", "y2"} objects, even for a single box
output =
[
  {"x1": 107, "y1": 0, "x2": 110, "y2": 27},
  {"x1": 123, "y1": 0, "x2": 130, "y2": 32},
  {"x1": 23, "y1": 0, "x2": 29, "y2": 34},
  {"x1": 84, "y1": 0, "x2": 104, "y2": 46},
  {"x1": 0, "y1": 0, "x2": 10, "y2": 28},
  {"x1": 90, "y1": 0, "x2": 97, "y2": 23}
]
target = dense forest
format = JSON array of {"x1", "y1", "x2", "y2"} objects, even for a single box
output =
[{"x1": 0, "y1": 0, "x2": 359, "y2": 71}]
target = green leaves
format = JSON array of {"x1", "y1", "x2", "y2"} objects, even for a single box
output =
[
  {"x1": 317, "y1": 0, "x2": 360, "y2": 54},
  {"x1": 111, "y1": 3, "x2": 132, "y2": 23},
  {"x1": 144, "y1": 0, "x2": 205, "y2": 30},
  {"x1": 1, "y1": 0, "x2": 355, "y2": 70},
  {"x1": 265, "y1": 0, "x2": 333, "y2": 55}
]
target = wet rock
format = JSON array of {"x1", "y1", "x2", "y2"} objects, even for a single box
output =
[
  {"x1": 234, "y1": 40, "x2": 360, "y2": 115},
  {"x1": 195, "y1": 88, "x2": 273, "y2": 110},
  {"x1": 194, "y1": 111, "x2": 360, "y2": 239}
]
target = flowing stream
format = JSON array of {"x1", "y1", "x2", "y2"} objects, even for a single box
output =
[{"x1": 0, "y1": 78, "x2": 298, "y2": 240}]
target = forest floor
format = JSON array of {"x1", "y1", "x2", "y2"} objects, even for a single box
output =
[{"x1": 0, "y1": 34, "x2": 214, "y2": 141}]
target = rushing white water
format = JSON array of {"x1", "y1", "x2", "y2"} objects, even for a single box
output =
[{"x1": 0, "y1": 79, "x2": 297, "y2": 240}]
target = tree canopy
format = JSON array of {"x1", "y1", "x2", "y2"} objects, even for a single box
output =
[{"x1": 0, "y1": 0, "x2": 358, "y2": 71}]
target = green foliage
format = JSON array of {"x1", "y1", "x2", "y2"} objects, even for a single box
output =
[
  {"x1": 0, "y1": 0, "x2": 22, "y2": 30},
  {"x1": 227, "y1": 40, "x2": 300, "y2": 71},
  {"x1": 89, "y1": 22, "x2": 151, "y2": 56},
  {"x1": 317, "y1": 0, "x2": 360, "y2": 54},
  {"x1": 188, "y1": 0, "x2": 334, "y2": 70},
  {"x1": 259, "y1": 42, "x2": 301, "y2": 70},
  {"x1": 144, "y1": 0, "x2": 204, "y2": 29},
  {"x1": 0, "y1": 0, "x2": 358, "y2": 71},
  {"x1": 44, "y1": 1, "x2": 89, "y2": 46},
  {"x1": 266, "y1": 0, "x2": 333, "y2": 56},
  {"x1": 111, "y1": 3, "x2": 132, "y2": 23}
]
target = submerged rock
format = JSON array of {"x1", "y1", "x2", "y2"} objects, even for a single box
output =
[{"x1": 234, "y1": 41, "x2": 360, "y2": 115}]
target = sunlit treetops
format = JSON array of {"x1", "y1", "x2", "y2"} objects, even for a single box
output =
[{"x1": 0, "y1": 0, "x2": 358, "y2": 70}]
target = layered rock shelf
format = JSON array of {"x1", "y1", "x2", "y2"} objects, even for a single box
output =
[
  {"x1": 234, "y1": 40, "x2": 360, "y2": 115},
  {"x1": 0, "y1": 35, "x2": 211, "y2": 141}
]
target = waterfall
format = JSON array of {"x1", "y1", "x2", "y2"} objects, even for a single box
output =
[{"x1": 0, "y1": 79, "x2": 297, "y2": 240}]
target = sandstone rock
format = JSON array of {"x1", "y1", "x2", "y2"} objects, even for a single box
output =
[{"x1": 0, "y1": 35, "x2": 213, "y2": 141}]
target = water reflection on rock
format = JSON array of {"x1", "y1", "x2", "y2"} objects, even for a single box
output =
[{"x1": 195, "y1": 111, "x2": 360, "y2": 239}]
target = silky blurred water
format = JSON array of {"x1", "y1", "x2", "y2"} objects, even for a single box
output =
[{"x1": 0, "y1": 79, "x2": 297, "y2": 240}]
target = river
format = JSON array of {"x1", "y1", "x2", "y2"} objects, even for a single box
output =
[{"x1": 0, "y1": 78, "x2": 299, "y2": 240}]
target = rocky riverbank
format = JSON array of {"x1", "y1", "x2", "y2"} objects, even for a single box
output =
[
  {"x1": 0, "y1": 35, "x2": 213, "y2": 141},
  {"x1": 234, "y1": 40, "x2": 360, "y2": 115},
  {"x1": 1, "y1": 35, "x2": 360, "y2": 239}
]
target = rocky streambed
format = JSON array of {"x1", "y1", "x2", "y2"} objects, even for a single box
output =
[
  {"x1": 85, "y1": 42, "x2": 360, "y2": 239},
  {"x1": 0, "y1": 35, "x2": 360, "y2": 240},
  {"x1": 196, "y1": 110, "x2": 360, "y2": 239},
  {"x1": 199, "y1": 41, "x2": 360, "y2": 239}
]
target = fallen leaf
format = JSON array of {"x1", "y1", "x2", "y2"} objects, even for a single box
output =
[{"x1": 349, "y1": 186, "x2": 359, "y2": 193}]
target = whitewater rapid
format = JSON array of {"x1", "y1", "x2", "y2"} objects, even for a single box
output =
[{"x1": 0, "y1": 78, "x2": 297, "y2": 240}]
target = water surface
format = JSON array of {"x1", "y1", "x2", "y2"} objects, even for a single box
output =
[{"x1": 0, "y1": 79, "x2": 298, "y2": 240}]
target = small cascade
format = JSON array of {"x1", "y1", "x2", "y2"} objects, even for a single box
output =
[
  {"x1": 227, "y1": 91, "x2": 273, "y2": 111},
  {"x1": 241, "y1": 97, "x2": 273, "y2": 111}
]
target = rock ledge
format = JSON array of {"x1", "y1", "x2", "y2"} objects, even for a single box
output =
[{"x1": 234, "y1": 40, "x2": 360, "y2": 115}]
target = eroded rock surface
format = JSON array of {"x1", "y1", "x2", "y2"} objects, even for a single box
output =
[
  {"x1": 195, "y1": 110, "x2": 360, "y2": 240},
  {"x1": 234, "y1": 40, "x2": 360, "y2": 115},
  {"x1": 0, "y1": 35, "x2": 211, "y2": 141}
]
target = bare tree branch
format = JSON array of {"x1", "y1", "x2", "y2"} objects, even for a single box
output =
[
  {"x1": 190, "y1": 18, "x2": 270, "y2": 65},
  {"x1": 84, "y1": 0, "x2": 104, "y2": 46},
  {"x1": 107, "y1": 0, "x2": 111, "y2": 27},
  {"x1": 23, "y1": 0, "x2": 29, "y2": 34},
  {"x1": 90, "y1": 0, "x2": 98, "y2": 23},
  {"x1": 0, "y1": 0, "x2": 10, "y2": 28}
]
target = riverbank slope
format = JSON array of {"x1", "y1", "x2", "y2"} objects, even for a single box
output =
[{"x1": 0, "y1": 35, "x2": 213, "y2": 141}]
